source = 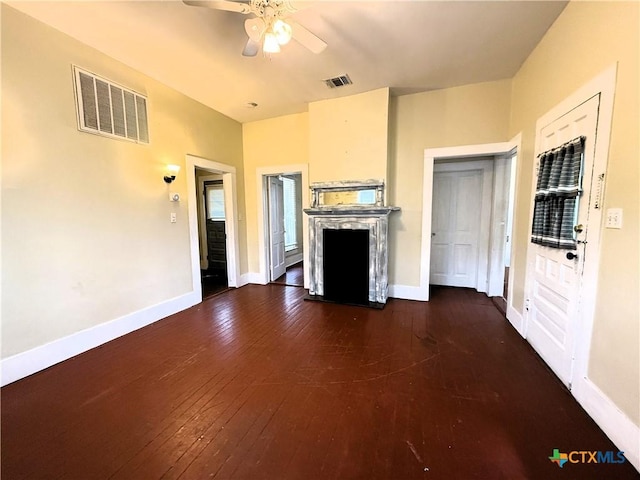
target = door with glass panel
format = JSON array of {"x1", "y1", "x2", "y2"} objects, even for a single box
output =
[
  {"x1": 204, "y1": 180, "x2": 227, "y2": 280},
  {"x1": 526, "y1": 95, "x2": 599, "y2": 387}
]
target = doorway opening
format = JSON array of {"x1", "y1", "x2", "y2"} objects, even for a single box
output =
[
  {"x1": 197, "y1": 173, "x2": 229, "y2": 298},
  {"x1": 421, "y1": 139, "x2": 520, "y2": 305},
  {"x1": 429, "y1": 153, "x2": 517, "y2": 312},
  {"x1": 256, "y1": 164, "x2": 309, "y2": 289},
  {"x1": 264, "y1": 173, "x2": 304, "y2": 287},
  {"x1": 186, "y1": 154, "x2": 241, "y2": 303},
  {"x1": 430, "y1": 158, "x2": 493, "y2": 291},
  {"x1": 498, "y1": 151, "x2": 518, "y2": 313}
]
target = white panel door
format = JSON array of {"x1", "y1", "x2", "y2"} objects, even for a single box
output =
[
  {"x1": 430, "y1": 169, "x2": 483, "y2": 287},
  {"x1": 526, "y1": 95, "x2": 599, "y2": 387},
  {"x1": 268, "y1": 176, "x2": 287, "y2": 281}
]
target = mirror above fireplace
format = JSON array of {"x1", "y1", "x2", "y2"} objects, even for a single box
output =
[{"x1": 309, "y1": 179, "x2": 385, "y2": 209}]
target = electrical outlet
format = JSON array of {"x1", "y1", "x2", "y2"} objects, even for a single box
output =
[
  {"x1": 170, "y1": 212, "x2": 177, "y2": 223},
  {"x1": 605, "y1": 208, "x2": 622, "y2": 229}
]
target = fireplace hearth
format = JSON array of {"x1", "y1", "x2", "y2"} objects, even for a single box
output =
[{"x1": 303, "y1": 180, "x2": 399, "y2": 308}]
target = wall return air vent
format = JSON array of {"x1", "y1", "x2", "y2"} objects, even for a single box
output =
[
  {"x1": 73, "y1": 66, "x2": 149, "y2": 144},
  {"x1": 324, "y1": 74, "x2": 353, "y2": 89}
]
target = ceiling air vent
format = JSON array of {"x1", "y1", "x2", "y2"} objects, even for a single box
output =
[
  {"x1": 324, "y1": 74, "x2": 353, "y2": 89},
  {"x1": 73, "y1": 66, "x2": 149, "y2": 144}
]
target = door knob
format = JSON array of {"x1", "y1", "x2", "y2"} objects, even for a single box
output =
[
  {"x1": 566, "y1": 252, "x2": 578, "y2": 260},
  {"x1": 574, "y1": 224, "x2": 584, "y2": 233}
]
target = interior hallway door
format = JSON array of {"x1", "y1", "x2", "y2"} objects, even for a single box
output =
[
  {"x1": 268, "y1": 176, "x2": 286, "y2": 280},
  {"x1": 430, "y1": 168, "x2": 483, "y2": 287}
]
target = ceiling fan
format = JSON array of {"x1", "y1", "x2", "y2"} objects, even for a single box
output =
[{"x1": 183, "y1": 0, "x2": 327, "y2": 56}]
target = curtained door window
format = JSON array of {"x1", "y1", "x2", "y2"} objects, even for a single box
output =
[{"x1": 531, "y1": 136, "x2": 585, "y2": 249}]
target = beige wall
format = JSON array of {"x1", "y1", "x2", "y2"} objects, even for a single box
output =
[
  {"x1": 242, "y1": 81, "x2": 512, "y2": 287},
  {"x1": 242, "y1": 112, "x2": 309, "y2": 273},
  {"x1": 388, "y1": 80, "x2": 512, "y2": 286},
  {"x1": 242, "y1": 89, "x2": 391, "y2": 275},
  {"x1": 1, "y1": 6, "x2": 246, "y2": 357},
  {"x1": 309, "y1": 88, "x2": 389, "y2": 183},
  {"x1": 509, "y1": 1, "x2": 639, "y2": 422}
]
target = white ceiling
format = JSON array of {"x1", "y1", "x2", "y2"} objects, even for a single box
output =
[{"x1": 9, "y1": 0, "x2": 568, "y2": 123}]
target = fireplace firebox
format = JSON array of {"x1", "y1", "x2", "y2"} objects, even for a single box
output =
[
  {"x1": 323, "y1": 229, "x2": 369, "y2": 305},
  {"x1": 304, "y1": 180, "x2": 399, "y2": 308}
]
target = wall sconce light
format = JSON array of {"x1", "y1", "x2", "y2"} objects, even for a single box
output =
[{"x1": 164, "y1": 164, "x2": 180, "y2": 184}]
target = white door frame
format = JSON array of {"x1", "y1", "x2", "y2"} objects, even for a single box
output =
[
  {"x1": 421, "y1": 136, "x2": 521, "y2": 302},
  {"x1": 256, "y1": 164, "x2": 310, "y2": 288},
  {"x1": 186, "y1": 154, "x2": 241, "y2": 300},
  {"x1": 488, "y1": 153, "x2": 514, "y2": 297}
]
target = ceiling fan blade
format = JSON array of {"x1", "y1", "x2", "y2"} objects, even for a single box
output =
[
  {"x1": 279, "y1": 0, "x2": 300, "y2": 15},
  {"x1": 244, "y1": 17, "x2": 264, "y2": 43},
  {"x1": 182, "y1": 0, "x2": 251, "y2": 14},
  {"x1": 242, "y1": 39, "x2": 261, "y2": 57},
  {"x1": 289, "y1": 20, "x2": 327, "y2": 54}
]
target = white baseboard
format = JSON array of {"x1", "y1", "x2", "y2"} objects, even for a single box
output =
[
  {"x1": 1, "y1": 291, "x2": 199, "y2": 387},
  {"x1": 244, "y1": 272, "x2": 268, "y2": 285},
  {"x1": 506, "y1": 304, "x2": 525, "y2": 337},
  {"x1": 573, "y1": 377, "x2": 640, "y2": 472},
  {"x1": 388, "y1": 284, "x2": 429, "y2": 302},
  {"x1": 285, "y1": 253, "x2": 303, "y2": 268}
]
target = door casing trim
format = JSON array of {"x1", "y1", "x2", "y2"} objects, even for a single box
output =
[{"x1": 186, "y1": 154, "x2": 241, "y2": 298}]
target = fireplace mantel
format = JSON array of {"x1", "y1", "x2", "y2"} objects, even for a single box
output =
[
  {"x1": 304, "y1": 205, "x2": 399, "y2": 216},
  {"x1": 303, "y1": 180, "x2": 399, "y2": 307}
]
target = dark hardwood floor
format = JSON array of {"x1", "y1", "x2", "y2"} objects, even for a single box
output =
[
  {"x1": 2, "y1": 286, "x2": 637, "y2": 479},
  {"x1": 272, "y1": 262, "x2": 304, "y2": 287},
  {"x1": 201, "y1": 270, "x2": 229, "y2": 299}
]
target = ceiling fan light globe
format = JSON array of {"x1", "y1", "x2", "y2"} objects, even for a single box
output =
[
  {"x1": 263, "y1": 32, "x2": 281, "y2": 53},
  {"x1": 273, "y1": 19, "x2": 292, "y2": 45}
]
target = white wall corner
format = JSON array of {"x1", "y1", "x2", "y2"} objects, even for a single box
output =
[
  {"x1": 237, "y1": 273, "x2": 252, "y2": 287},
  {"x1": 245, "y1": 272, "x2": 268, "y2": 285},
  {"x1": 573, "y1": 377, "x2": 640, "y2": 472},
  {"x1": 1, "y1": 291, "x2": 200, "y2": 387},
  {"x1": 388, "y1": 284, "x2": 429, "y2": 302}
]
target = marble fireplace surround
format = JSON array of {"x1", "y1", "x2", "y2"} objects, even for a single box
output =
[{"x1": 303, "y1": 180, "x2": 399, "y2": 307}]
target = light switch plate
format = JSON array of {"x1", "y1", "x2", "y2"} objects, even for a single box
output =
[
  {"x1": 605, "y1": 208, "x2": 622, "y2": 229},
  {"x1": 170, "y1": 212, "x2": 177, "y2": 223}
]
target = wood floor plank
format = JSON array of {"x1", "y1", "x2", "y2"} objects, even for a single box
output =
[{"x1": 2, "y1": 285, "x2": 638, "y2": 479}]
